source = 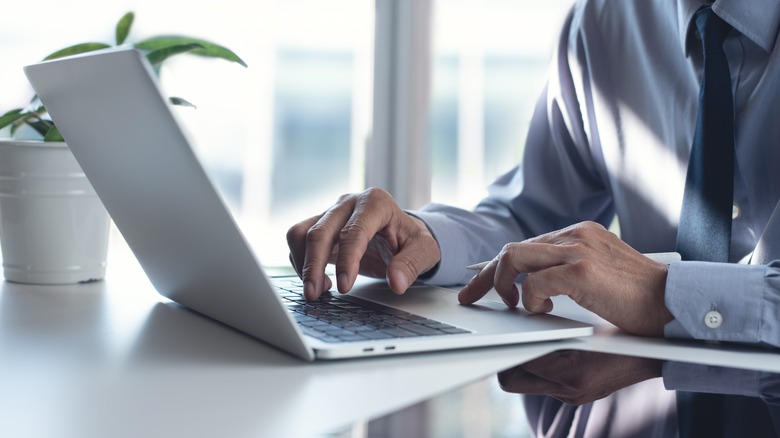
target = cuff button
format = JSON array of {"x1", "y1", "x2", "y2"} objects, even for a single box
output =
[{"x1": 704, "y1": 310, "x2": 723, "y2": 329}]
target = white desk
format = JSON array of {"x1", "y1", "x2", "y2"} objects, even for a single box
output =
[{"x1": 2, "y1": 237, "x2": 779, "y2": 438}]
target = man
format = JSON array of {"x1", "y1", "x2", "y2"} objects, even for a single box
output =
[{"x1": 287, "y1": 0, "x2": 780, "y2": 348}]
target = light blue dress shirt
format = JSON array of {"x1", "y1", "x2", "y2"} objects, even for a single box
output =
[{"x1": 412, "y1": 0, "x2": 780, "y2": 347}]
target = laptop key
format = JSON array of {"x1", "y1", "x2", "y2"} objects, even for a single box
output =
[
  {"x1": 380, "y1": 328, "x2": 419, "y2": 338},
  {"x1": 365, "y1": 323, "x2": 395, "y2": 331},
  {"x1": 338, "y1": 334, "x2": 369, "y2": 342},
  {"x1": 397, "y1": 323, "x2": 447, "y2": 336},
  {"x1": 301, "y1": 327, "x2": 328, "y2": 338},
  {"x1": 442, "y1": 327, "x2": 471, "y2": 334},
  {"x1": 361, "y1": 331, "x2": 394, "y2": 340},
  {"x1": 396, "y1": 314, "x2": 427, "y2": 321},
  {"x1": 325, "y1": 329, "x2": 357, "y2": 336},
  {"x1": 295, "y1": 315, "x2": 318, "y2": 325},
  {"x1": 374, "y1": 314, "x2": 399, "y2": 321},
  {"x1": 421, "y1": 322, "x2": 455, "y2": 330}
]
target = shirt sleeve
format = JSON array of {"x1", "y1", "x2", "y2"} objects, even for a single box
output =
[
  {"x1": 664, "y1": 260, "x2": 780, "y2": 347},
  {"x1": 410, "y1": 8, "x2": 614, "y2": 287}
]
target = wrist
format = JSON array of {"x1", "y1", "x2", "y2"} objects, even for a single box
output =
[{"x1": 409, "y1": 214, "x2": 441, "y2": 280}]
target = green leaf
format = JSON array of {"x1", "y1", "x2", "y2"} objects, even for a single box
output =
[
  {"x1": 145, "y1": 43, "x2": 204, "y2": 65},
  {"x1": 43, "y1": 125, "x2": 64, "y2": 142},
  {"x1": 1, "y1": 108, "x2": 23, "y2": 117},
  {"x1": 43, "y1": 43, "x2": 112, "y2": 61},
  {"x1": 169, "y1": 96, "x2": 197, "y2": 108},
  {"x1": 24, "y1": 119, "x2": 54, "y2": 137},
  {"x1": 135, "y1": 36, "x2": 247, "y2": 67},
  {"x1": 0, "y1": 109, "x2": 25, "y2": 130},
  {"x1": 10, "y1": 121, "x2": 22, "y2": 136},
  {"x1": 116, "y1": 12, "x2": 135, "y2": 45},
  {"x1": 10, "y1": 118, "x2": 31, "y2": 136}
]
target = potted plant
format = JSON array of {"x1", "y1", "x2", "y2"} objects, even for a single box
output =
[{"x1": 0, "y1": 12, "x2": 246, "y2": 284}]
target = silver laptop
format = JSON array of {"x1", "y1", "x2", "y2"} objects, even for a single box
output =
[{"x1": 24, "y1": 48, "x2": 592, "y2": 361}]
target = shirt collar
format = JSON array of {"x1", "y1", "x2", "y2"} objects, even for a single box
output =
[{"x1": 678, "y1": 0, "x2": 780, "y2": 56}]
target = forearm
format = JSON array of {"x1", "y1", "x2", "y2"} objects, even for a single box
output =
[{"x1": 410, "y1": 204, "x2": 528, "y2": 286}]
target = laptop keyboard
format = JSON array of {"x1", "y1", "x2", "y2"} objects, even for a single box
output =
[{"x1": 273, "y1": 278, "x2": 471, "y2": 343}]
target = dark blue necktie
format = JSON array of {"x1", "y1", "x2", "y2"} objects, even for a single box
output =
[
  {"x1": 676, "y1": 8, "x2": 734, "y2": 436},
  {"x1": 676, "y1": 7, "x2": 735, "y2": 263}
]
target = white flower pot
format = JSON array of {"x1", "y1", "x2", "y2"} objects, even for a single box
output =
[{"x1": 0, "y1": 140, "x2": 110, "y2": 284}]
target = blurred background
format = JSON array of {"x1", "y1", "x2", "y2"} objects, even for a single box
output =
[{"x1": 0, "y1": 0, "x2": 573, "y2": 267}]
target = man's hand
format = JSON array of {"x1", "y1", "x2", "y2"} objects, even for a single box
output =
[
  {"x1": 287, "y1": 188, "x2": 441, "y2": 300},
  {"x1": 497, "y1": 350, "x2": 663, "y2": 405},
  {"x1": 458, "y1": 221, "x2": 673, "y2": 336}
]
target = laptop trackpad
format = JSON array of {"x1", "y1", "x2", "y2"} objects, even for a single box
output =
[{"x1": 344, "y1": 277, "x2": 591, "y2": 334}]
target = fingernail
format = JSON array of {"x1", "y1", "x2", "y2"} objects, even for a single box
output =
[
  {"x1": 399, "y1": 273, "x2": 411, "y2": 291},
  {"x1": 337, "y1": 273, "x2": 349, "y2": 292},
  {"x1": 509, "y1": 285, "x2": 520, "y2": 308},
  {"x1": 390, "y1": 271, "x2": 410, "y2": 295},
  {"x1": 303, "y1": 280, "x2": 317, "y2": 300},
  {"x1": 501, "y1": 295, "x2": 512, "y2": 307}
]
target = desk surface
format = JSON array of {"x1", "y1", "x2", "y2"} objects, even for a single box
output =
[{"x1": 2, "y1": 236, "x2": 779, "y2": 438}]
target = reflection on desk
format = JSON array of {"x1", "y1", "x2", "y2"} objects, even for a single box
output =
[{"x1": 335, "y1": 349, "x2": 780, "y2": 437}]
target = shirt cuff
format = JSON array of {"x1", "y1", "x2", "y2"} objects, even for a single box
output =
[
  {"x1": 662, "y1": 361, "x2": 762, "y2": 397},
  {"x1": 664, "y1": 261, "x2": 766, "y2": 344}
]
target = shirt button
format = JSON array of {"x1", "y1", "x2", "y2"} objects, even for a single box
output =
[
  {"x1": 732, "y1": 204, "x2": 741, "y2": 220},
  {"x1": 704, "y1": 310, "x2": 723, "y2": 329}
]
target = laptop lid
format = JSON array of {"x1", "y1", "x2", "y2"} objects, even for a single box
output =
[
  {"x1": 24, "y1": 48, "x2": 593, "y2": 361},
  {"x1": 24, "y1": 48, "x2": 314, "y2": 360}
]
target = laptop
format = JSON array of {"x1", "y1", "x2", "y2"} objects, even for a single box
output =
[{"x1": 23, "y1": 48, "x2": 592, "y2": 361}]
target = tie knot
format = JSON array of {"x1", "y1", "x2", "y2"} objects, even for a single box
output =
[{"x1": 695, "y1": 7, "x2": 731, "y2": 51}]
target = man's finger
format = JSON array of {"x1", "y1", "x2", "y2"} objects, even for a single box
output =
[
  {"x1": 386, "y1": 235, "x2": 441, "y2": 294},
  {"x1": 459, "y1": 241, "x2": 571, "y2": 307},
  {"x1": 488, "y1": 242, "x2": 579, "y2": 307},
  {"x1": 520, "y1": 264, "x2": 577, "y2": 313},
  {"x1": 334, "y1": 191, "x2": 395, "y2": 292},
  {"x1": 497, "y1": 366, "x2": 543, "y2": 393},
  {"x1": 498, "y1": 365, "x2": 566, "y2": 396},
  {"x1": 523, "y1": 221, "x2": 607, "y2": 246},
  {"x1": 458, "y1": 260, "x2": 498, "y2": 304},
  {"x1": 465, "y1": 255, "x2": 520, "y2": 307},
  {"x1": 300, "y1": 201, "x2": 356, "y2": 299},
  {"x1": 492, "y1": 255, "x2": 524, "y2": 308},
  {"x1": 287, "y1": 215, "x2": 320, "y2": 278},
  {"x1": 494, "y1": 242, "x2": 576, "y2": 283}
]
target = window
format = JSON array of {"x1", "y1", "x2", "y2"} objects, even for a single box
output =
[
  {"x1": 1, "y1": 0, "x2": 374, "y2": 268},
  {"x1": 429, "y1": 0, "x2": 574, "y2": 208},
  {"x1": 170, "y1": 0, "x2": 375, "y2": 267}
]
